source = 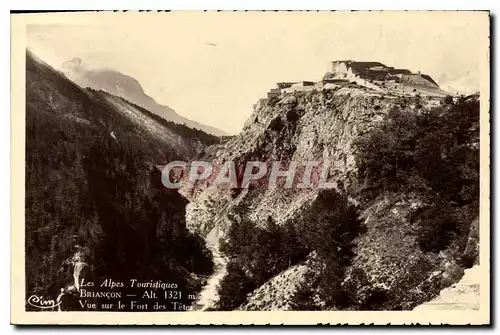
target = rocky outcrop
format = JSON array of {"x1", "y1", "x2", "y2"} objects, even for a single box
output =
[
  {"x1": 186, "y1": 86, "x2": 396, "y2": 238},
  {"x1": 239, "y1": 264, "x2": 311, "y2": 311},
  {"x1": 184, "y1": 81, "x2": 479, "y2": 311},
  {"x1": 413, "y1": 265, "x2": 481, "y2": 311}
]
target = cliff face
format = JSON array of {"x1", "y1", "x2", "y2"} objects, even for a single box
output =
[
  {"x1": 186, "y1": 87, "x2": 395, "y2": 232},
  {"x1": 185, "y1": 83, "x2": 480, "y2": 311}
]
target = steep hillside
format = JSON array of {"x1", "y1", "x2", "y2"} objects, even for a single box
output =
[
  {"x1": 185, "y1": 84, "x2": 480, "y2": 311},
  {"x1": 25, "y1": 50, "x2": 214, "y2": 311},
  {"x1": 62, "y1": 57, "x2": 227, "y2": 136},
  {"x1": 92, "y1": 90, "x2": 220, "y2": 158}
]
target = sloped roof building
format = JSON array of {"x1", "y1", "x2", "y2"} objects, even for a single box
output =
[{"x1": 330, "y1": 60, "x2": 438, "y2": 88}]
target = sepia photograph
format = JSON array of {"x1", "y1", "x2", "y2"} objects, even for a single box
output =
[{"x1": 10, "y1": 10, "x2": 490, "y2": 325}]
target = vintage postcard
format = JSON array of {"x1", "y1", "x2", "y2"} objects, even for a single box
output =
[{"x1": 10, "y1": 11, "x2": 490, "y2": 325}]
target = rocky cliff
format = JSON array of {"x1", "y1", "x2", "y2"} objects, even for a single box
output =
[{"x1": 185, "y1": 82, "x2": 480, "y2": 311}]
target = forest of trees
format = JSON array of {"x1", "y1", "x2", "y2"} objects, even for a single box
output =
[
  {"x1": 216, "y1": 214, "x2": 307, "y2": 310},
  {"x1": 25, "y1": 51, "x2": 214, "y2": 311},
  {"x1": 99, "y1": 91, "x2": 222, "y2": 147},
  {"x1": 215, "y1": 190, "x2": 363, "y2": 310},
  {"x1": 354, "y1": 95, "x2": 479, "y2": 259}
]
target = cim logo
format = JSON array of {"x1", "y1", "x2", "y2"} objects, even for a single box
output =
[{"x1": 27, "y1": 294, "x2": 61, "y2": 310}]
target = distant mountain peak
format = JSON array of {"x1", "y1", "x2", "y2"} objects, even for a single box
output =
[
  {"x1": 66, "y1": 57, "x2": 83, "y2": 67},
  {"x1": 60, "y1": 58, "x2": 227, "y2": 136}
]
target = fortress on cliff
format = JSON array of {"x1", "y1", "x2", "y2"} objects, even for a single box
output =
[
  {"x1": 266, "y1": 60, "x2": 443, "y2": 99},
  {"x1": 329, "y1": 60, "x2": 439, "y2": 88}
]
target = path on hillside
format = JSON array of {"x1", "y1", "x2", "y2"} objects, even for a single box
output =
[{"x1": 191, "y1": 230, "x2": 228, "y2": 311}]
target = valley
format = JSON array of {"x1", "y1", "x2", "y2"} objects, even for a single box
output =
[{"x1": 25, "y1": 50, "x2": 481, "y2": 312}]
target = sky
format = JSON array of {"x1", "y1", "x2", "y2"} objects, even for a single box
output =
[{"x1": 25, "y1": 11, "x2": 488, "y2": 134}]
